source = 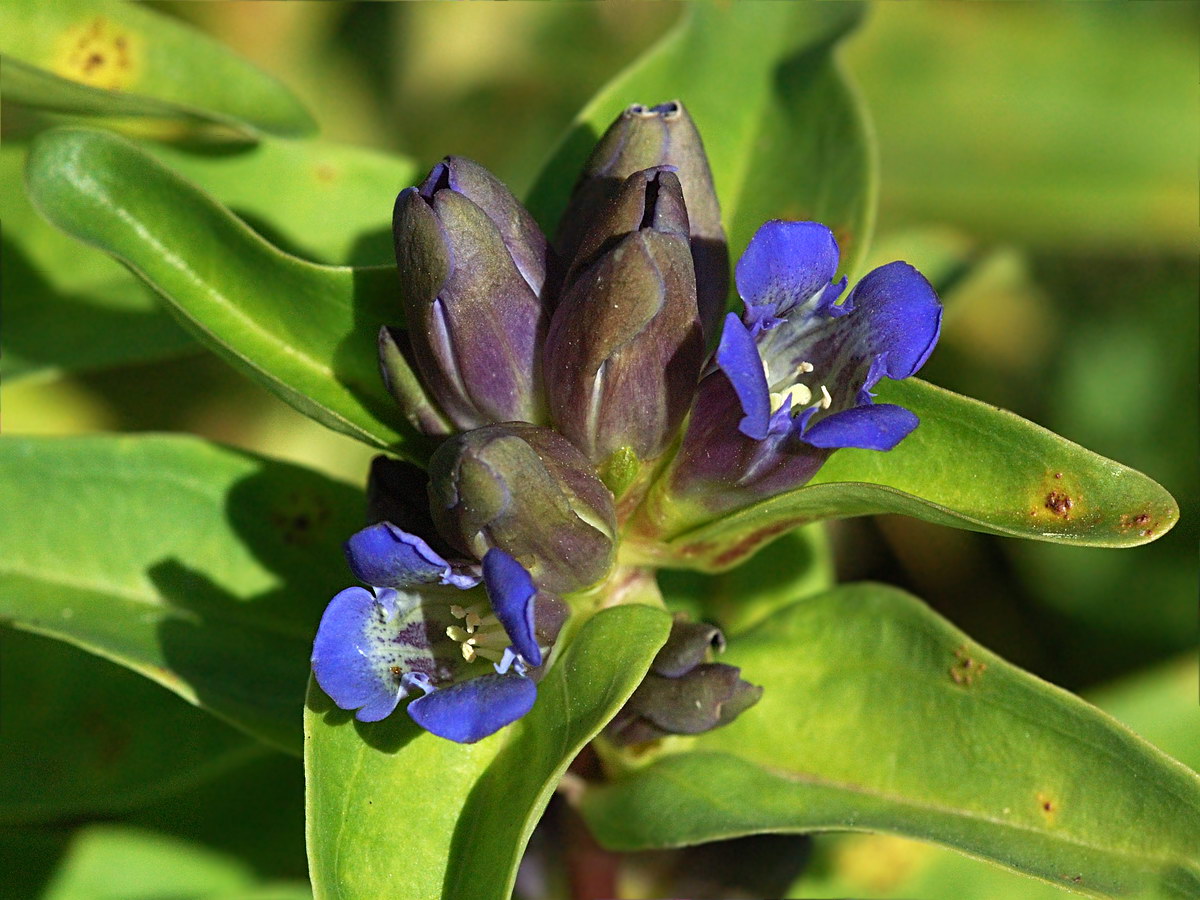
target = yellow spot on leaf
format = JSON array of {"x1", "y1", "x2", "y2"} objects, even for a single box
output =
[
  {"x1": 833, "y1": 833, "x2": 934, "y2": 891},
  {"x1": 53, "y1": 17, "x2": 141, "y2": 91}
]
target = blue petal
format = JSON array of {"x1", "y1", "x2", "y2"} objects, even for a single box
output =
[
  {"x1": 844, "y1": 261, "x2": 942, "y2": 384},
  {"x1": 345, "y1": 522, "x2": 479, "y2": 590},
  {"x1": 311, "y1": 586, "x2": 410, "y2": 723},
  {"x1": 735, "y1": 221, "x2": 840, "y2": 327},
  {"x1": 799, "y1": 403, "x2": 918, "y2": 451},
  {"x1": 482, "y1": 548, "x2": 541, "y2": 666},
  {"x1": 407, "y1": 673, "x2": 537, "y2": 743},
  {"x1": 715, "y1": 314, "x2": 771, "y2": 441}
]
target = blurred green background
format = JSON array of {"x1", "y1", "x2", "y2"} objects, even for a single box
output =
[{"x1": 2, "y1": 3, "x2": 1195, "y2": 898}]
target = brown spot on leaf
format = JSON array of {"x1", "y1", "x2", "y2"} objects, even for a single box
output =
[
  {"x1": 82, "y1": 710, "x2": 130, "y2": 770},
  {"x1": 1134, "y1": 513, "x2": 1150, "y2": 525},
  {"x1": 1037, "y1": 792, "x2": 1058, "y2": 821},
  {"x1": 1053, "y1": 472, "x2": 1063, "y2": 479},
  {"x1": 270, "y1": 492, "x2": 333, "y2": 547},
  {"x1": 54, "y1": 17, "x2": 141, "y2": 90},
  {"x1": 315, "y1": 163, "x2": 337, "y2": 183},
  {"x1": 950, "y1": 645, "x2": 987, "y2": 686},
  {"x1": 1045, "y1": 490, "x2": 1073, "y2": 518}
]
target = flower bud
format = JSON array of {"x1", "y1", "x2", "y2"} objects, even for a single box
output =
[
  {"x1": 426, "y1": 424, "x2": 617, "y2": 594},
  {"x1": 392, "y1": 157, "x2": 552, "y2": 430},
  {"x1": 556, "y1": 101, "x2": 728, "y2": 337},
  {"x1": 377, "y1": 326, "x2": 453, "y2": 437},
  {"x1": 543, "y1": 168, "x2": 705, "y2": 468},
  {"x1": 606, "y1": 616, "x2": 761, "y2": 745}
]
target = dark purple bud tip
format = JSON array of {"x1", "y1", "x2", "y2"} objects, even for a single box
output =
[
  {"x1": 545, "y1": 173, "x2": 705, "y2": 464},
  {"x1": 426, "y1": 424, "x2": 617, "y2": 595},
  {"x1": 605, "y1": 615, "x2": 761, "y2": 745},
  {"x1": 556, "y1": 100, "x2": 728, "y2": 339},
  {"x1": 394, "y1": 159, "x2": 553, "y2": 430}
]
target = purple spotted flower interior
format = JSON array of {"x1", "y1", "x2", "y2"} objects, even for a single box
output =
[{"x1": 311, "y1": 523, "x2": 547, "y2": 743}]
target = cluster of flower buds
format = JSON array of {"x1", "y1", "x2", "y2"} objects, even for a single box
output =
[{"x1": 313, "y1": 101, "x2": 941, "y2": 744}]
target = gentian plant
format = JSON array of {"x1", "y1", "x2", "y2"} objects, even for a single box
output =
[
  {"x1": 3, "y1": 3, "x2": 1195, "y2": 899},
  {"x1": 311, "y1": 102, "x2": 944, "y2": 747}
]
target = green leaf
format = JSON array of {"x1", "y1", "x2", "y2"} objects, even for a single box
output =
[
  {"x1": 0, "y1": 0, "x2": 314, "y2": 137},
  {"x1": 0, "y1": 627, "x2": 262, "y2": 825},
  {"x1": 667, "y1": 378, "x2": 1180, "y2": 569},
  {"x1": 38, "y1": 824, "x2": 311, "y2": 900},
  {"x1": 658, "y1": 524, "x2": 833, "y2": 636},
  {"x1": 144, "y1": 137, "x2": 416, "y2": 267},
  {"x1": 5, "y1": 131, "x2": 415, "y2": 382},
  {"x1": 792, "y1": 656, "x2": 1200, "y2": 899},
  {"x1": 581, "y1": 584, "x2": 1200, "y2": 897},
  {"x1": 526, "y1": 2, "x2": 875, "y2": 278},
  {"x1": 24, "y1": 127, "x2": 420, "y2": 453},
  {"x1": 0, "y1": 434, "x2": 366, "y2": 753},
  {"x1": 305, "y1": 604, "x2": 670, "y2": 900},
  {"x1": 1, "y1": 141, "x2": 195, "y2": 383}
]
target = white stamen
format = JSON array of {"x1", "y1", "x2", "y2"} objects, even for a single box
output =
[{"x1": 819, "y1": 384, "x2": 833, "y2": 409}]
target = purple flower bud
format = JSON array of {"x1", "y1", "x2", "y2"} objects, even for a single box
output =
[
  {"x1": 426, "y1": 424, "x2": 617, "y2": 595},
  {"x1": 392, "y1": 157, "x2": 554, "y2": 430},
  {"x1": 544, "y1": 168, "x2": 705, "y2": 468},
  {"x1": 556, "y1": 101, "x2": 728, "y2": 338},
  {"x1": 606, "y1": 616, "x2": 761, "y2": 745}
]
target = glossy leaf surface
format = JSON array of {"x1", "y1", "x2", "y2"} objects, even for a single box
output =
[
  {"x1": 582, "y1": 584, "x2": 1200, "y2": 897},
  {"x1": 0, "y1": 434, "x2": 364, "y2": 753},
  {"x1": 790, "y1": 656, "x2": 1200, "y2": 898},
  {"x1": 145, "y1": 138, "x2": 415, "y2": 267},
  {"x1": 38, "y1": 824, "x2": 311, "y2": 900},
  {"x1": 305, "y1": 604, "x2": 670, "y2": 900},
  {"x1": 25, "y1": 127, "x2": 418, "y2": 453},
  {"x1": 0, "y1": 0, "x2": 314, "y2": 136},
  {"x1": 527, "y1": 2, "x2": 874, "y2": 280},
  {"x1": 1, "y1": 141, "x2": 194, "y2": 382},
  {"x1": 666, "y1": 378, "x2": 1179, "y2": 569}
]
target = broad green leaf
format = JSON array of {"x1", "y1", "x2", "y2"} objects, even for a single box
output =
[
  {"x1": 123, "y1": 752, "x2": 308, "y2": 885},
  {"x1": 1, "y1": 141, "x2": 194, "y2": 383},
  {"x1": 658, "y1": 524, "x2": 833, "y2": 636},
  {"x1": 305, "y1": 604, "x2": 670, "y2": 900},
  {"x1": 39, "y1": 824, "x2": 311, "y2": 900},
  {"x1": 25, "y1": 127, "x2": 420, "y2": 453},
  {"x1": 5, "y1": 132, "x2": 415, "y2": 381},
  {"x1": 0, "y1": 627, "x2": 261, "y2": 825},
  {"x1": 0, "y1": 0, "x2": 314, "y2": 137},
  {"x1": 581, "y1": 584, "x2": 1200, "y2": 897},
  {"x1": 666, "y1": 378, "x2": 1179, "y2": 569},
  {"x1": 145, "y1": 138, "x2": 416, "y2": 267},
  {"x1": 526, "y1": 2, "x2": 875, "y2": 279},
  {"x1": 0, "y1": 434, "x2": 365, "y2": 753},
  {"x1": 791, "y1": 656, "x2": 1200, "y2": 899}
]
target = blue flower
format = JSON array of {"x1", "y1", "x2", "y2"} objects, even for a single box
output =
[
  {"x1": 311, "y1": 521, "x2": 553, "y2": 743},
  {"x1": 669, "y1": 220, "x2": 941, "y2": 507}
]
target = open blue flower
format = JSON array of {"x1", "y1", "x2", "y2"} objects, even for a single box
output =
[
  {"x1": 721, "y1": 220, "x2": 940, "y2": 450},
  {"x1": 670, "y1": 220, "x2": 941, "y2": 507},
  {"x1": 311, "y1": 521, "x2": 550, "y2": 743}
]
